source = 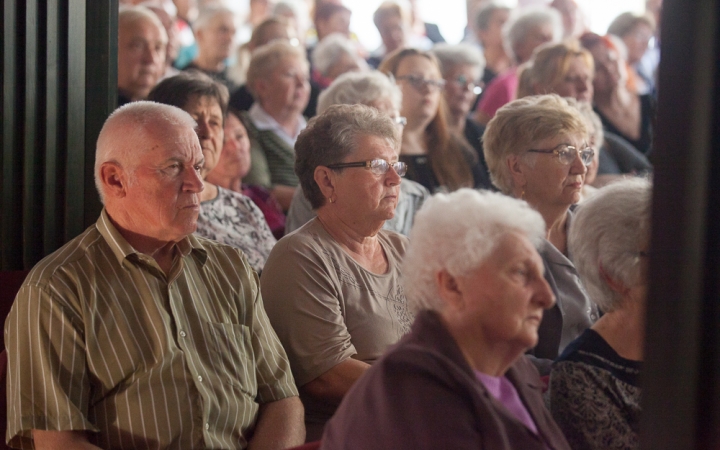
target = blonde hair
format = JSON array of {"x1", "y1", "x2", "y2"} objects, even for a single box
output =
[
  {"x1": 483, "y1": 94, "x2": 588, "y2": 194},
  {"x1": 516, "y1": 39, "x2": 594, "y2": 98}
]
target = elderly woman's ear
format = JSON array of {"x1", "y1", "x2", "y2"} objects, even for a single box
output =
[
  {"x1": 436, "y1": 270, "x2": 464, "y2": 311},
  {"x1": 507, "y1": 154, "x2": 528, "y2": 196},
  {"x1": 314, "y1": 165, "x2": 338, "y2": 203}
]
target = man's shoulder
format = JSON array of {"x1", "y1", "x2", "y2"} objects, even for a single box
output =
[{"x1": 23, "y1": 224, "x2": 107, "y2": 290}]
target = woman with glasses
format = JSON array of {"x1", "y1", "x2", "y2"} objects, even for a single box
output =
[
  {"x1": 484, "y1": 94, "x2": 599, "y2": 374},
  {"x1": 261, "y1": 104, "x2": 413, "y2": 442},
  {"x1": 285, "y1": 70, "x2": 430, "y2": 236},
  {"x1": 379, "y1": 48, "x2": 486, "y2": 192},
  {"x1": 550, "y1": 179, "x2": 651, "y2": 449},
  {"x1": 431, "y1": 43, "x2": 493, "y2": 189}
]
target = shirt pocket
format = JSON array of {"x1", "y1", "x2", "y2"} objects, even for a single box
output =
[{"x1": 205, "y1": 322, "x2": 257, "y2": 396}]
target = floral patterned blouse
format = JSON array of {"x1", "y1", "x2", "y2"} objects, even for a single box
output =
[{"x1": 196, "y1": 186, "x2": 277, "y2": 273}]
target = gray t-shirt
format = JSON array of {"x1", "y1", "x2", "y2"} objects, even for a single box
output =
[
  {"x1": 284, "y1": 178, "x2": 430, "y2": 236},
  {"x1": 260, "y1": 218, "x2": 412, "y2": 436}
]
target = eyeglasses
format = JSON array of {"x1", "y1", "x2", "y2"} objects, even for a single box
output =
[
  {"x1": 393, "y1": 116, "x2": 407, "y2": 127},
  {"x1": 326, "y1": 158, "x2": 407, "y2": 177},
  {"x1": 526, "y1": 144, "x2": 595, "y2": 166},
  {"x1": 396, "y1": 75, "x2": 446, "y2": 92},
  {"x1": 450, "y1": 75, "x2": 483, "y2": 95}
]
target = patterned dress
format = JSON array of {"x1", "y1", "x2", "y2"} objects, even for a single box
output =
[
  {"x1": 549, "y1": 329, "x2": 642, "y2": 450},
  {"x1": 196, "y1": 186, "x2": 277, "y2": 272}
]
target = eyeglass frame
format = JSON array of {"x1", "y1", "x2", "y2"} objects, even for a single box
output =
[
  {"x1": 395, "y1": 75, "x2": 446, "y2": 92},
  {"x1": 526, "y1": 143, "x2": 595, "y2": 166},
  {"x1": 325, "y1": 158, "x2": 407, "y2": 177},
  {"x1": 449, "y1": 74, "x2": 483, "y2": 95}
]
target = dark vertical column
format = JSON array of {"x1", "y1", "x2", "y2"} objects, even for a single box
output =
[
  {"x1": 640, "y1": 0, "x2": 720, "y2": 448},
  {"x1": 83, "y1": 2, "x2": 117, "y2": 229},
  {"x1": 22, "y1": 0, "x2": 45, "y2": 267},
  {"x1": 1, "y1": 0, "x2": 22, "y2": 269}
]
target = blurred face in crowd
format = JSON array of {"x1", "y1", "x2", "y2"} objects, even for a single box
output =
[
  {"x1": 118, "y1": 16, "x2": 167, "y2": 100},
  {"x1": 196, "y1": 13, "x2": 236, "y2": 64},
  {"x1": 256, "y1": 55, "x2": 310, "y2": 117},
  {"x1": 325, "y1": 52, "x2": 366, "y2": 80},
  {"x1": 549, "y1": 56, "x2": 594, "y2": 103},
  {"x1": 622, "y1": 23, "x2": 654, "y2": 64},
  {"x1": 476, "y1": 8, "x2": 510, "y2": 51},
  {"x1": 316, "y1": 10, "x2": 351, "y2": 41},
  {"x1": 589, "y1": 43, "x2": 622, "y2": 95},
  {"x1": 183, "y1": 95, "x2": 224, "y2": 178},
  {"x1": 514, "y1": 23, "x2": 555, "y2": 64},
  {"x1": 377, "y1": 13, "x2": 407, "y2": 54},
  {"x1": 209, "y1": 112, "x2": 252, "y2": 181},
  {"x1": 443, "y1": 63, "x2": 482, "y2": 120},
  {"x1": 395, "y1": 54, "x2": 443, "y2": 126}
]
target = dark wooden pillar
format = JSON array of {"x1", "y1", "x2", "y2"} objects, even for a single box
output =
[{"x1": 1, "y1": 0, "x2": 117, "y2": 270}]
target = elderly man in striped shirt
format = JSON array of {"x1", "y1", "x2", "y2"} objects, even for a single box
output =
[{"x1": 5, "y1": 101, "x2": 305, "y2": 449}]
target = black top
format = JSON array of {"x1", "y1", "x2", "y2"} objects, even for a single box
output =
[
  {"x1": 400, "y1": 147, "x2": 491, "y2": 193},
  {"x1": 595, "y1": 94, "x2": 655, "y2": 155},
  {"x1": 463, "y1": 118, "x2": 494, "y2": 191},
  {"x1": 229, "y1": 81, "x2": 320, "y2": 118}
]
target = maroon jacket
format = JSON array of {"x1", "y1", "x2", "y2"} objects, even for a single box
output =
[{"x1": 321, "y1": 310, "x2": 571, "y2": 450}]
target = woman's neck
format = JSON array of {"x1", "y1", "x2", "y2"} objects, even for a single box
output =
[
  {"x1": 530, "y1": 202, "x2": 570, "y2": 254},
  {"x1": 401, "y1": 125, "x2": 429, "y2": 155},
  {"x1": 447, "y1": 112, "x2": 465, "y2": 134},
  {"x1": 315, "y1": 210, "x2": 388, "y2": 274},
  {"x1": 204, "y1": 172, "x2": 243, "y2": 193},
  {"x1": 263, "y1": 104, "x2": 300, "y2": 137},
  {"x1": 592, "y1": 300, "x2": 645, "y2": 361}
]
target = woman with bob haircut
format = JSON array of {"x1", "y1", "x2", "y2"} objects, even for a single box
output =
[
  {"x1": 285, "y1": 70, "x2": 430, "y2": 236},
  {"x1": 550, "y1": 178, "x2": 652, "y2": 449},
  {"x1": 483, "y1": 94, "x2": 599, "y2": 373},
  {"x1": 261, "y1": 104, "x2": 413, "y2": 441},
  {"x1": 148, "y1": 71, "x2": 277, "y2": 273},
  {"x1": 321, "y1": 188, "x2": 570, "y2": 450},
  {"x1": 379, "y1": 48, "x2": 487, "y2": 192}
]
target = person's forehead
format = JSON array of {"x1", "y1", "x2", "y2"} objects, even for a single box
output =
[
  {"x1": 120, "y1": 17, "x2": 164, "y2": 39},
  {"x1": 351, "y1": 134, "x2": 397, "y2": 158},
  {"x1": 185, "y1": 95, "x2": 223, "y2": 116}
]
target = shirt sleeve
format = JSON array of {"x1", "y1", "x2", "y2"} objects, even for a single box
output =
[
  {"x1": 260, "y1": 235, "x2": 356, "y2": 387},
  {"x1": 549, "y1": 361, "x2": 639, "y2": 449},
  {"x1": 5, "y1": 283, "x2": 100, "y2": 448}
]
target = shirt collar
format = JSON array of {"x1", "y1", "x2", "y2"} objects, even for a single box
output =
[
  {"x1": 96, "y1": 208, "x2": 207, "y2": 268},
  {"x1": 248, "y1": 102, "x2": 306, "y2": 145}
]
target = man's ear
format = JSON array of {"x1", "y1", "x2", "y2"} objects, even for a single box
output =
[
  {"x1": 436, "y1": 270, "x2": 464, "y2": 311},
  {"x1": 99, "y1": 162, "x2": 128, "y2": 199},
  {"x1": 507, "y1": 154, "x2": 527, "y2": 193},
  {"x1": 313, "y1": 165, "x2": 337, "y2": 203}
]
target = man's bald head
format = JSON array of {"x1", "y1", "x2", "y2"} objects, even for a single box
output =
[{"x1": 95, "y1": 101, "x2": 197, "y2": 202}]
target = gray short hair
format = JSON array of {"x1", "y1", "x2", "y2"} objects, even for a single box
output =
[
  {"x1": 403, "y1": 189, "x2": 546, "y2": 313},
  {"x1": 504, "y1": 7, "x2": 563, "y2": 62},
  {"x1": 430, "y1": 43, "x2": 486, "y2": 78},
  {"x1": 317, "y1": 71, "x2": 402, "y2": 115},
  {"x1": 311, "y1": 33, "x2": 366, "y2": 77},
  {"x1": 119, "y1": 5, "x2": 168, "y2": 44},
  {"x1": 569, "y1": 178, "x2": 652, "y2": 312},
  {"x1": 192, "y1": 5, "x2": 235, "y2": 32},
  {"x1": 95, "y1": 101, "x2": 196, "y2": 203},
  {"x1": 246, "y1": 39, "x2": 308, "y2": 99},
  {"x1": 607, "y1": 11, "x2": 656, "y2": 38},
  {"x1": 483, "y1": 94, "x2": 588, "y2": 194},
  {"x1": 295, "y1": 104, "x2": 400, "y2": 209},
  {"x1": 475, "y1": 3, "x2": 511, "y2": 31}
]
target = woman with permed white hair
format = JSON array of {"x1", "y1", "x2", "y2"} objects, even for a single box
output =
[
  {"x1": 549, "y1": 178, "x2": 652, "y2": 449},
  {"x1": 321, "y1": 189, "x2": 571, "y2": 450}
]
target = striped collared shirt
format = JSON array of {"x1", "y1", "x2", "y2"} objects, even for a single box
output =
[{"x1": 5, "y1": 209, "x2": 298, "y2": 449}]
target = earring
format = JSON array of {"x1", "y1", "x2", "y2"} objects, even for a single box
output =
[
  {"x1": 520, "y1": 190, "x2": 526, "y2": 201},
  {"x1": 328, "y1": 196, "x2": 335, "y2": 204}
]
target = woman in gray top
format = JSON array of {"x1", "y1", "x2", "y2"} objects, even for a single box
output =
[
  {"x1": 261, "y1": 104, "x2": 413, "y2": 441},
  {"x1": 484, "y1": 94, "x2": 599, "y2": 373}
]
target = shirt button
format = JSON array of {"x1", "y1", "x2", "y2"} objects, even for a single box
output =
[
  {"x1": 205, "y1": 423, "x2": 209, "y2": 430},
  {"x1": 197, "y1": 375, "x2": 203, "y2": 382},
  {"x1": 179, "y1": 330, "x2": 186, "y2": 337}
]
